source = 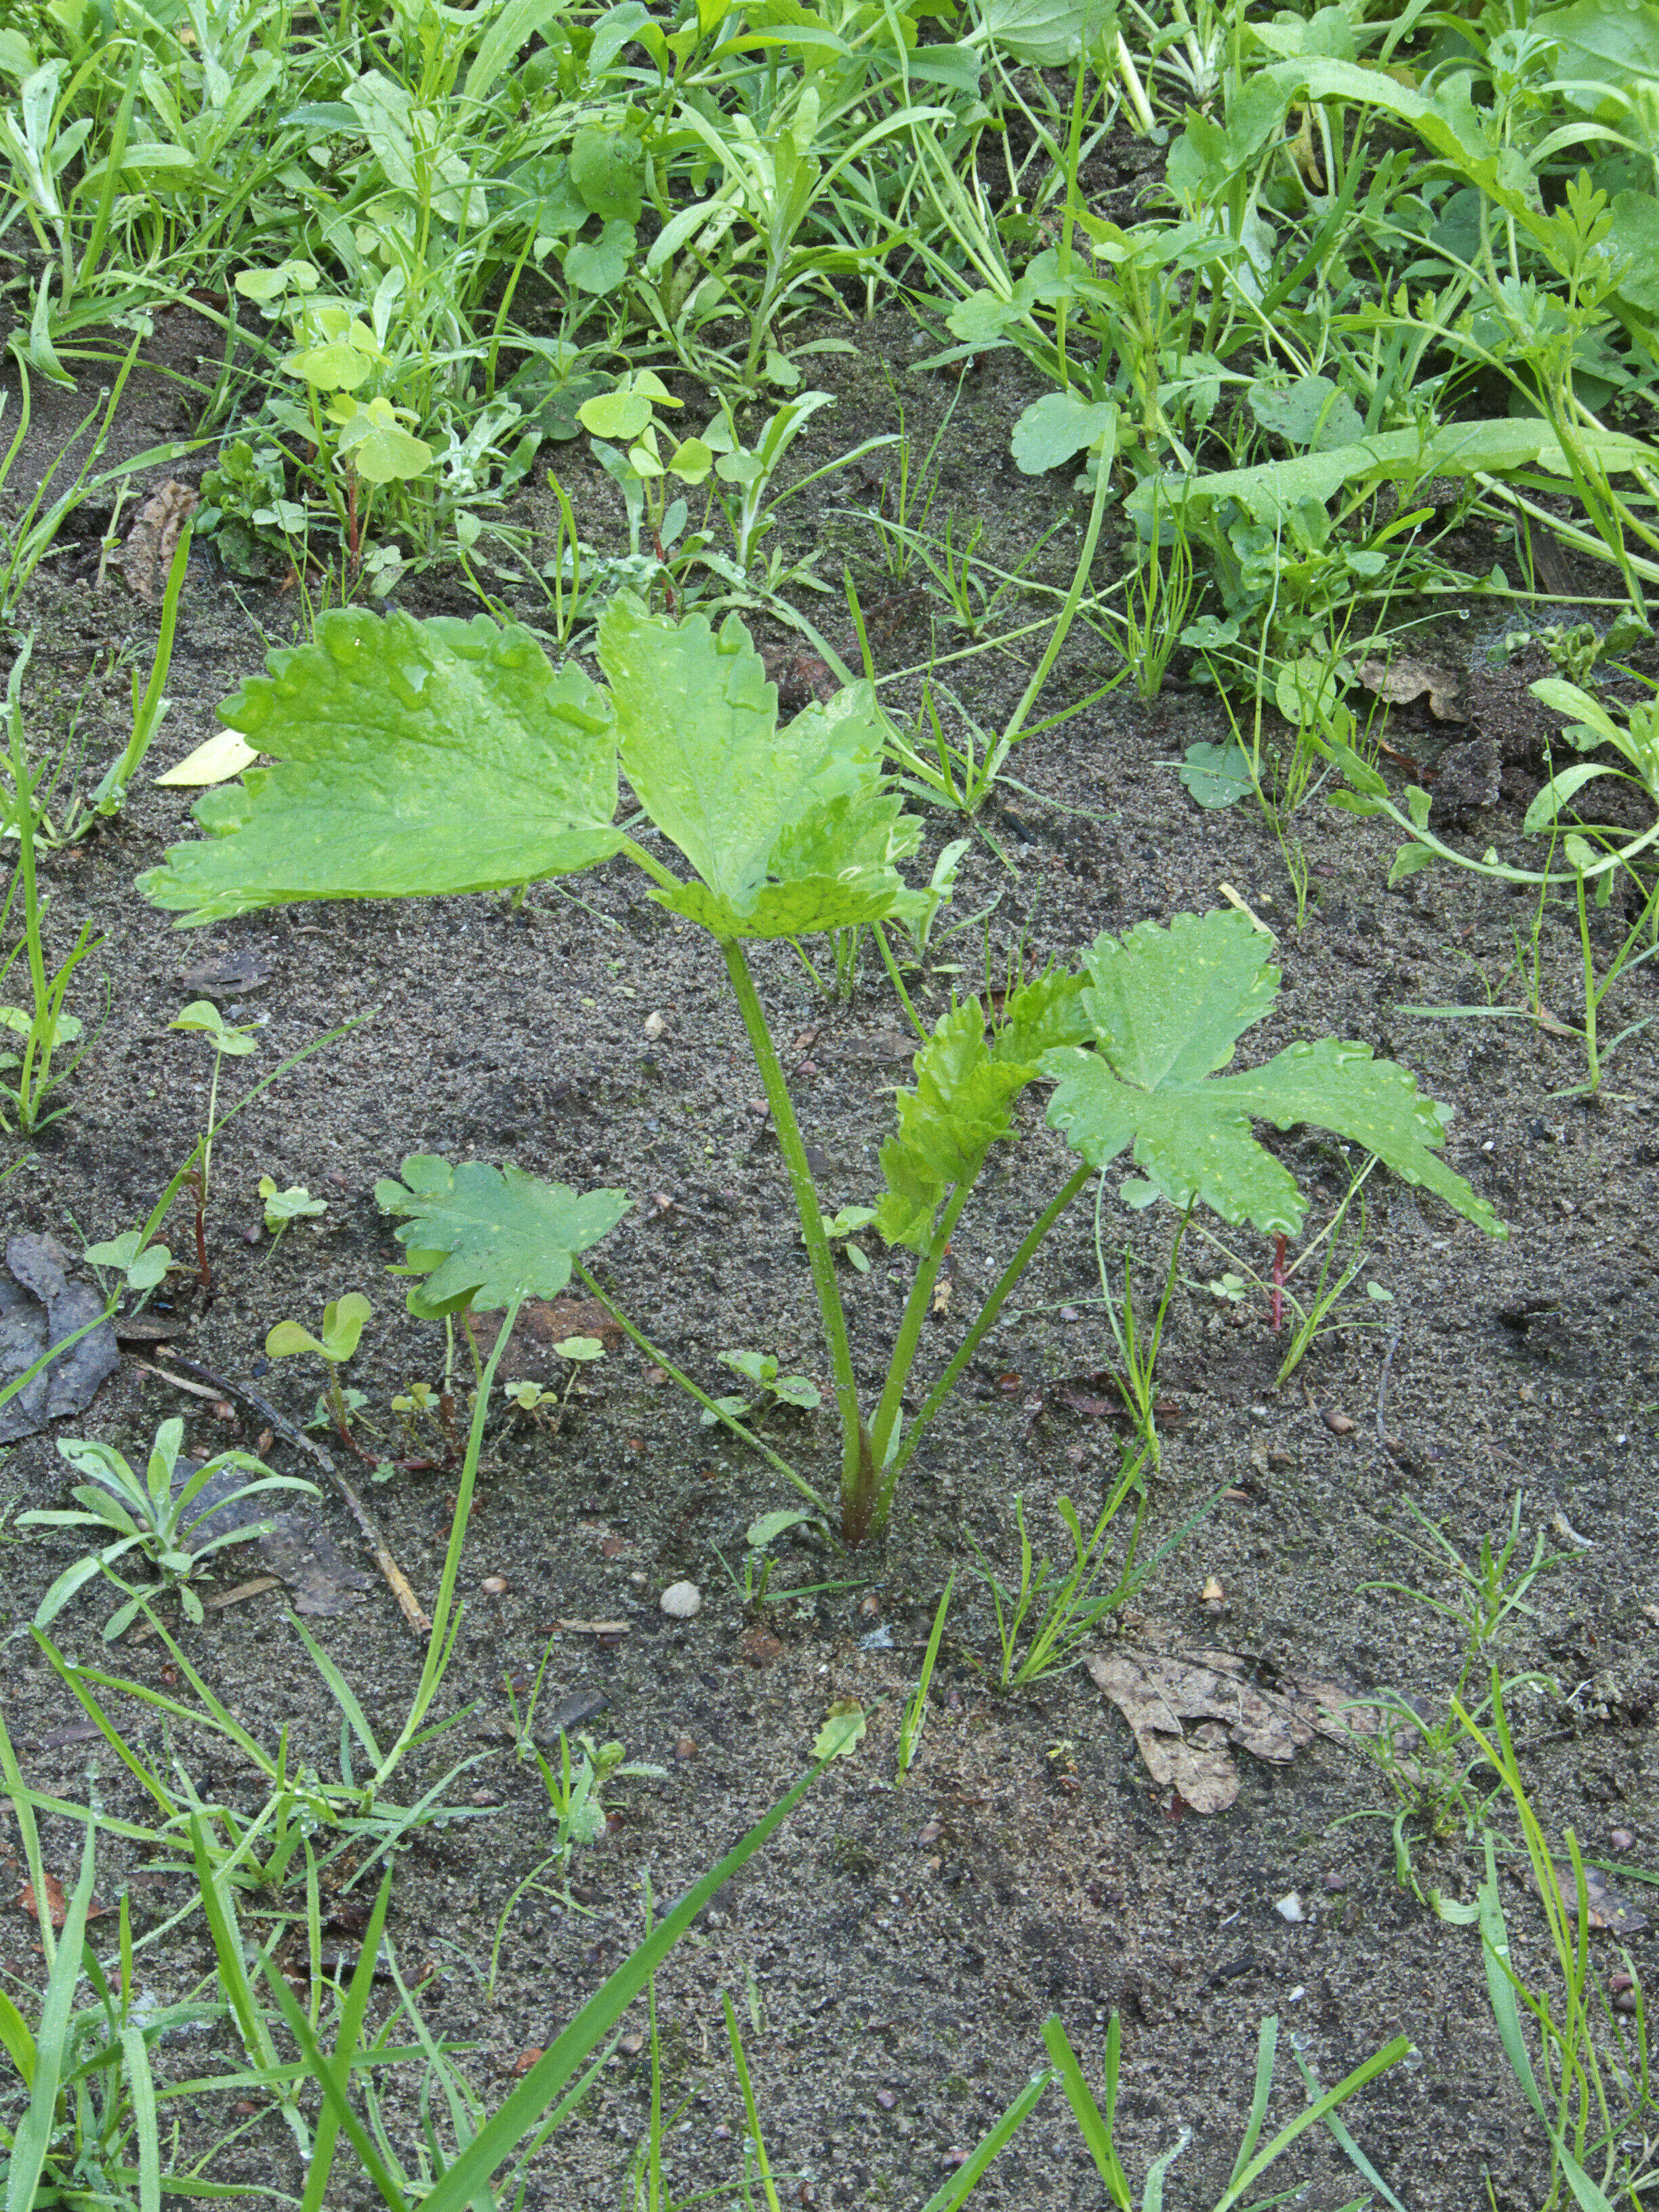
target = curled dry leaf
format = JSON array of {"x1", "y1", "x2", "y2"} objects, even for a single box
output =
[
  {"x1": 1536, "y1": 1858, "x2": 1648, "y2": 1935},
  {"x1": 119, "y1": 479, "x2": 198, "y2": 602},
  {"x1": 1086, "y1": 1645, "x2": 1374, "y2": 1814},
  {"x1": 1358, "y1": 653, "x2": 1464, "y2": 720}
]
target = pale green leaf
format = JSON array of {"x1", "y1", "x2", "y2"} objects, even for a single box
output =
[
  {"x1": 977, "y1": 0, "x2": 1113, "y2": 66},
  {"x1": 565, "y1": 217, "x2": 635, "y2": 292},
  {"x1": 877, "y1": 1000, "x2": 1034, "y2": 1252},
  {"x1": 377, "y1": 1154, "x2": 630, "y2": 1314},
  {"x1": 1010, "y1": 392, "x2": 1117, "y2": 474},
  {"x1": 598, "y1": 595, "x2": 916, "y2": 939},
  {"x1": 812, "y1": 1699, "x2": 866, "y2": 1760},
  {"x1": 1042, "y1": 909, "x2": 1504, "y2": 1238},
  {"x1": 1179, "y1": 740, "x2": 1254, "y2": 809},
  {"x1": 138, "y1": 610, "x2": 623, "y2": 925},
  {"x1": 1128, "y1": 418, "x2": 1654, "y2": 529}
]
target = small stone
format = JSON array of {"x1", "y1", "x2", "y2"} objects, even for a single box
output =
[
  {"x1": 859, "y1": 1593, "x2": 882, "y2": 1618},
  {"x1": 674, "y1": 1735, "x2": 697, "y2": 1762},
  {"x1": 660, "y1": 1580, "x2": 701, "y2": 1619},
  {"x1": 1274, "y1": 1889, "x2": 1306, "y2": 1923},
  {"x1": 1322, "y1": 1870, "x2": 1347, "y2": 1893},
  {"x1": 643, "y1": 1010, "x2": 666, "y2": 1040},
  {"x1": 876, "y1": 2089, "x2": 897, "y2": 2111},
  {"x1": 739, "y1": 1626, "x2": 784, "y2": 1666},
  {"x1": 1201, "y1": 1575, "x2": 1226, "y2": 1612},
  {"x1": 1321, "y1": 1408, "x2": 1356, "y2": 1436},
  {"x1": 1612, "y1": 1828, "x2": 1635, "y2": 1850},
  {"x1": 618, "y1": 2034, "x2": 644, "y2": 2057},
  {"x1": 480, "y1": 1575, "x2": 509, "y2": 1595},
  {"x1": 916, "y1": 1820, "x2": 943, "y2": 1847}
]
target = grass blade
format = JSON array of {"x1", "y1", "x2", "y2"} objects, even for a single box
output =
[
  {"x1": 6, "y1": 1820, "x2": 98, "y2": 2212},
  {"x1": 914, "y1": 2067, "x2": 1050, "y2": 2212}
]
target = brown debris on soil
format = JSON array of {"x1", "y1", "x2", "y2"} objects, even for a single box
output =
[{"x1": 1087, "y1": 1643, "x2": 1374, "y2": 1813}]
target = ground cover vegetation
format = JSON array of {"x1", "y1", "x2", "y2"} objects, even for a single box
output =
[{"x1": 0, "y1": 0, "x2": 1655, "y2": 2203}]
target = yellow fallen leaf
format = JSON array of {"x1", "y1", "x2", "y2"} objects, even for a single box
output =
[{"x1": 155, "y1": 730, "x2": 258, "y2": 787}]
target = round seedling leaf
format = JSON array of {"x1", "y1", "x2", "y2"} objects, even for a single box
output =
[{"x1": 578, "y1": 388, "x2": 655, "y2": 443}]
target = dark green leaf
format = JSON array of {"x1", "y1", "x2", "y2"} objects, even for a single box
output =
[{"x1": 376, "y1": 1155, "x2": 630, "y2": 1315}]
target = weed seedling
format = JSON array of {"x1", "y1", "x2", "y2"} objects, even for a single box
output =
[
  {"x1": 700, "y1": 1348, "x2": 822, "y2": 1427},
  {"x1": 966, "y1": 1465, "x2": 1152, "y2": 1689},
  {"x1": 170, "y1": 999, "x2": 260, "y2": 1288},
  {"x1": 503, "y1": 1333, "x2": 607, "y2": 1427},
  {"x1": 266, "y1": 1293, "x2": 372, "y2": 1457},
  {"x1": 1347, "y1": 1495, "x2": 1572, "y2": 1904},
  {"x1": 258, "y1": 1175, "x2": 326, "y2": 1257},
  {"x1": 18, "y1": 1416, "x2": 318, "y2": 1640},
  {"x1": 815, "y1": 1204, "x2": 878, "y2": 1273},
  {"x1": 577, "y1": 371, "x2": 712, "y2": 607},
  {"x1": 896, "y1": 1572, "x2": 953, "y2": 1782},
  {"x1": 489, "y1": 1729, "x2": 668, "y2": 1984}
]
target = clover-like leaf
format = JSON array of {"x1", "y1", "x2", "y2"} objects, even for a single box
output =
[
  {"x1": 1042, "y1": 909, "x2": 1504, "y2": 1239},
  {"x1": 598, "y1": 594, "x2": 918, "y2": 939},
  {"x1": 138, "y1": 610, "x2": 623, "y2": 925},
  {"x1": 375, "y1": 1154, "x2": 631, "y2": 1315}
]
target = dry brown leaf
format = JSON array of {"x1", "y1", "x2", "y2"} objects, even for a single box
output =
[
  {"x1": 119, "y1": 479, "x2": 198, "y2": 602},
  {"x1": 17, "y1": 1870, "x2": 110, "y2": 1927},
  {"x1": 465, "y1": 1298, "x2": 623, "y2": 1380},
  {"x1": 1536, "y1": 1859, "x2": 1649, "y2": 1935},
  {"x1": 1086, "y1": 1645, "x2": 1373, "y2": 1813},
  {"x1": 1358, "y1": 654, "x2": 1463, "y2": 721}
]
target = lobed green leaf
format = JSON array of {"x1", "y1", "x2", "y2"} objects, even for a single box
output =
[
  {"x1": 139, "y1": 610, "x2": 623, "y2": 925},
  {"x1": 1043, "y1": 910, "x2": 1504, "y2": 1239},
  {"x1": 377, "y1": 1155, "x2": 631, "y2": 1315},
  {"x1": 598, "y1": 594, "x2": 918, "y2": 939}
]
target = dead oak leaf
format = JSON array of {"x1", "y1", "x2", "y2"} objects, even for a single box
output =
[
  {"x1": 1086, "y1": 1645, "x2": 1372, "y2": 1814},
  {"x1": 119, "y1": 479, "x2": 198, "y2": 603},
  {"x1": 1358, "y1": 654, "x2": 1463, "y2": 721}
]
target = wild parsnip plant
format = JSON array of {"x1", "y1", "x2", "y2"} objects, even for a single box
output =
[{"x1": 142, "y1": 605, "x2": 1502, "y2": 1542}]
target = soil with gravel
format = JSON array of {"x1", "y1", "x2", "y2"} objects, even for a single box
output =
[{"x1": 0, "y1": 304, "x2": 1655, "y2": 2212}]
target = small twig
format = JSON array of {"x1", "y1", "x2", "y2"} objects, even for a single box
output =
[
  {"x1": 162, "y1": 1356, "x2": 430, "y2": 1635},
  {"x1": 1376, "y1": 1322, "x2": 1402, "y2": 1456}
]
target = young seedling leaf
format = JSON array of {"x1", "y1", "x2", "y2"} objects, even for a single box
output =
[
  {"x1": 1043, "y1": 910, "x2": 1504, "y2": 1239},
  {"x1": 598, "y1": 594, "x2": 919, "y2": 939},
  {"x1": 376, "y1": 1155, "x2": 630, "y2": 1315},
  {"x1": 878, "y1": 970, "x2": 1088, "y2": 1253},
  {"x1": 138, "y1": 611, "x2": 623, "y2": 925}
]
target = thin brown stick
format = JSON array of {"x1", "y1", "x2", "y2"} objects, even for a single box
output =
[{"x1": 159, "y1": 1356, "x2": 430, "y2": 1635}]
